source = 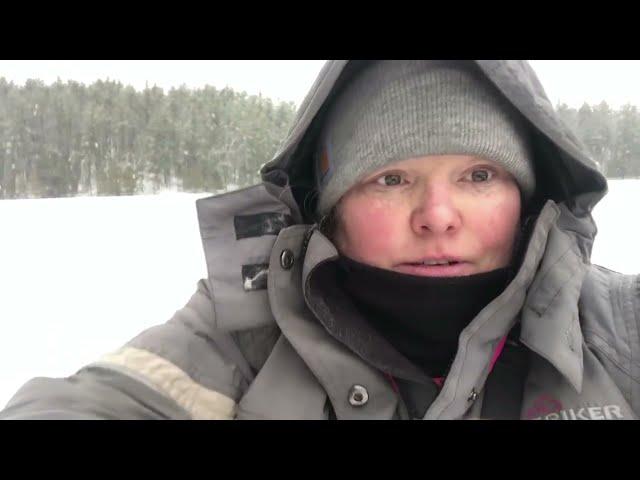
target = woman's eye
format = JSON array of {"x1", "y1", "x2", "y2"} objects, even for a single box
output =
[
  {"x1": 468, "y1": 169, "x2": 493, "y2": 182},
  {"x1": 376, "y1": 174, "x2": 403, "y2": 186}
]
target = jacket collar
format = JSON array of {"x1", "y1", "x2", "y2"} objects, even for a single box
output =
[
  {"x1": 519, "y1": 203, "x2": 587, "y2": 392},
  {"x1": 301, "y1": 230, "x2": 432, "y2": 384},
  {"x1": 267, "y1": 225, "x2": 399, "y2": 419}
]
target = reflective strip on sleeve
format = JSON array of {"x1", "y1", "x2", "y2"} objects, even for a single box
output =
[{"x1": 98, "y1": 346, "x2": 237, "y2": 420}]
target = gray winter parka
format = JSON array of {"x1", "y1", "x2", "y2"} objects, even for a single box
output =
[{"x1": 1, "y1": 60, "x2": 638, "y2": 420}]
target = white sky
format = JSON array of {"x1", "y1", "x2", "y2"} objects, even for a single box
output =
[{"x1": 0, "y1": 60, "x2": 639, "y2": 109}]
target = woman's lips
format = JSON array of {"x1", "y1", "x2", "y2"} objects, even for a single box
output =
[{"x1": 394, "y1": 261, "x2": 474, "y2": 277}]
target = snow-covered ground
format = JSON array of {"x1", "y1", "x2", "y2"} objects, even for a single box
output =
[
  {"x1": 0, "y1": 180, "x2": 638, "y2": 411},
  {"x1": 590, "y1": 179, "x2": 640, "y2": 274}
]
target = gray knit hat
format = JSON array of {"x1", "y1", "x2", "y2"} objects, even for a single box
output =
[{"x1": 315, "y1": 60, "x2": 535, "y2": 216}]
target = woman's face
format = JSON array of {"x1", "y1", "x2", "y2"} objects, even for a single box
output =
[{"x1": 333, "y1": 155, "x2": 522, "y2": 277}]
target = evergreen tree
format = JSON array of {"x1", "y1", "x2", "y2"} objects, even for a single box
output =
[
  {"x1": 0, "y1": 77, "x2": 300, "y2": 198},
  {"x1": 610, "y1": 104, "x2": 640, "y2": 178}
]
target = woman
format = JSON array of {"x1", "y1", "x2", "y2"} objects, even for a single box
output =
[{"x1": 1, "y1": 60, "x2": 638, "y2": 420}]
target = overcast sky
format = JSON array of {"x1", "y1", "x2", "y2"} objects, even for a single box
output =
[{"x1": 0, "y1": 60, "x2": 638, "y2": 109}]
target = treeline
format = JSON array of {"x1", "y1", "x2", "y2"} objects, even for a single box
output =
[
  {"x1": 1, "y1": 77, "x2": 639, "y2": 200},
  {"x1": 556, "y1": 102, "x2": 640, "y2": 178},
  {"x1": 0, "y1": 78, "x2": 297, "y2": 199}
]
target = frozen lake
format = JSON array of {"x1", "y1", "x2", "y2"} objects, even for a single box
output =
[{"x1": 1, "y1": 180, "x2": 638, "y2": 410}]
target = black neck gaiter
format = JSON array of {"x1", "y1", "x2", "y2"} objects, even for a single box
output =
[{"x1": 336, "y1": 256, "x2": 514, "y2": 377}]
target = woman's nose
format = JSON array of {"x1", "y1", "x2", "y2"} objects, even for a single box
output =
[{"x1": 410, "y1": 184, "x2": 462, "y2": 235}]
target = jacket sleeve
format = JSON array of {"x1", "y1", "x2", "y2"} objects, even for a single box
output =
[
  {"x1": 580, "y1": 266, "x2": 640, "y2": 418},
  {"x1": 0, "y1": 279, "x2": 257, "y2": 420}
]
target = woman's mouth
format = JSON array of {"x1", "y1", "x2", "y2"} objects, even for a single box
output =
[{"x1": 395, "y1": 259, "x2": 474, "y2": 277}]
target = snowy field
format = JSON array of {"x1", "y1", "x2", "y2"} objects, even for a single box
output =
[{"x1": 0, "y1": 179, "x2": 638, "y2": 410}]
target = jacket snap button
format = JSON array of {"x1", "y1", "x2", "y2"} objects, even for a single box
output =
[
  {"x1": 467, "y1": 388, "x2": 478, "y2": 402},
  {"x1": 280, "y1": 249, "x2": 295, "y2": 270},
  {"x1": 348, "y1": 385, "x2": 369, "y2": 407}
]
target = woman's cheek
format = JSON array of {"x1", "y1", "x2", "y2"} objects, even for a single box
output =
[
  {"x1": 474, "y1": 197, "x2": 520, "y2": 256},
  {"x1": 338, "y1": 197, "x2": 403, "y2": 262}
]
